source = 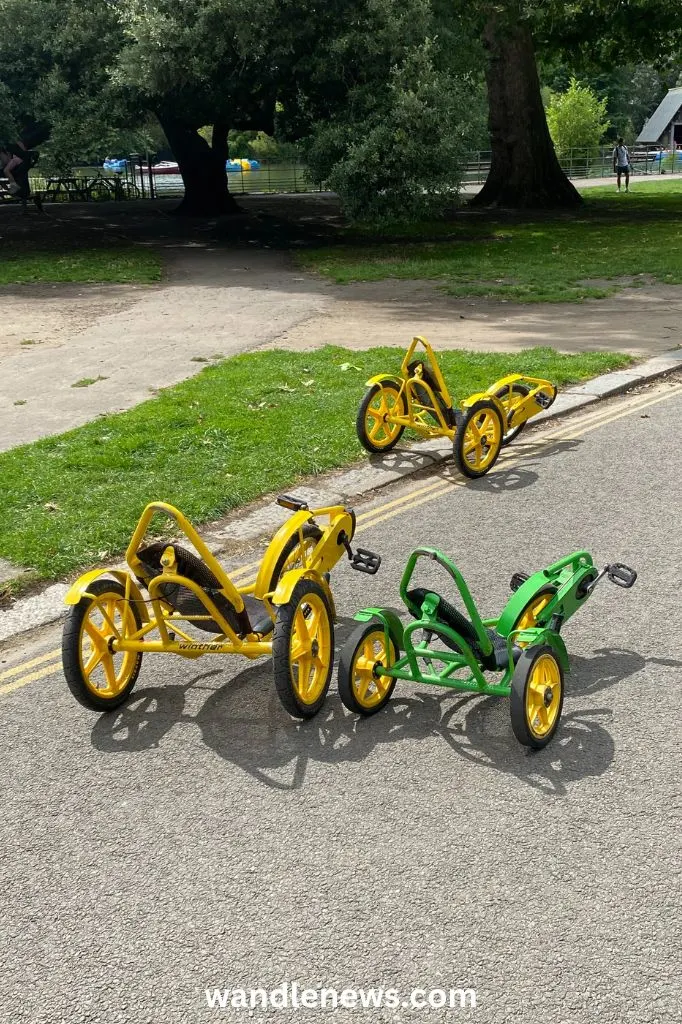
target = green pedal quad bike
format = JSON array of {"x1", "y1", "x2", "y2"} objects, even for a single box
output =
[{"x1": 338, "y1": 548, "x2": 636, "y2": 748}]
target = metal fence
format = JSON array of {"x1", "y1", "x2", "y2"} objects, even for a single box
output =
[
  {"x1": 21, "y1": 145, "x2": 681, "y2": 205},
  {"x1": 463, "y1": 146, "x2": 682, "y2": 185}
]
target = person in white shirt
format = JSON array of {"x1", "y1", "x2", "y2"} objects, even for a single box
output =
[{"x1": 612, "y1": 137, "x2": 630, "y2": 192}]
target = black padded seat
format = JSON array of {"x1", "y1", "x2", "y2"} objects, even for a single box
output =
[
  {"x1": 406, "y1": 587, "x2": 521, "y2": 671},
  {"x1": 137, "y1": 543, "x2": 273, "y2": 637},
  {"x1": 241, "y1": 595, "x2": 274, "y2": 637}
]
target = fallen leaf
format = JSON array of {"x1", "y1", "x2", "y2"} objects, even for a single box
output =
[
  {"x1": 301, "y1": 379, "x2": 315, "y2": 387},
  {"x1": 339, "y1": 362, "x2": 361, "y2": 372}
]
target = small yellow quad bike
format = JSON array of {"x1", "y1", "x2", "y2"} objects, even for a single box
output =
[
  {"x1": 357, "y1": 336, "x2": 557, "y2": 478},
  {"x1": 62, "y1": 496, "x2": 381, "y2": 720}
]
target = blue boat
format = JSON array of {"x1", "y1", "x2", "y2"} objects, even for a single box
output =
[{"x1": 103, "y1": 158, "x2": 127, "y2": 173}]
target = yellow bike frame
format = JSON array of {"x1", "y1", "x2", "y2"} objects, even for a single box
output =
[
  {"x1": 64, "y1": 500, "x2": 354, "y2": 660},
  {"x1": 366, "y1": 336, "x2": 458, "y2": 440},
  {"x1": 364, "y1": 336, "x2": 555, "y2": 439}
]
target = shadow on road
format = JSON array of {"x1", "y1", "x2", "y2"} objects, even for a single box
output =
[{"x1": 90, "y1": 627, "x2": 677, "y2": 795}]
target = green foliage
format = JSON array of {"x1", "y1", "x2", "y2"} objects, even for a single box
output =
[
  {"x1": 299, "y1": 2, "x2": 484, "y2": 221},
  {"x1": 227, "y1": 129, "x2": 300, "y2": 161},
  {"x1": 546, "y1": 78, "x2": 610, "y2": 156}
]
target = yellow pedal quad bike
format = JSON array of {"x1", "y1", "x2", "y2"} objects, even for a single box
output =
[
  {"x1": 62, "y1": 496, "x2": 381, "y2": 720},
  {"x1": 357, "y1": 336, "x2": 557, "y2": 478}
]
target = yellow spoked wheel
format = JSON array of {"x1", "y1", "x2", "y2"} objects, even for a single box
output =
[
  {"x1": 454, "y1": 400, "x2": 503, "y2": 478},
  {"x1": 512, "y1": 586, "x2": 557, "y2": 647},
  {"x1": 357, "y1": 381, "x2": 406, "y2": 454},
  {"x1": 338, "y1": 622, "x2": 397, "y2": 716},
  {"x1": 62, "y1": 579, "x2": 143, "y2": 712},
  {"x1": 272, "y1": 579, "x2": 334, "y2": 718},
  {"x1": 510, "y1": 645, "x2": 564, "y2": 749},
  {"x1": 495, "y1": 382, "x2": 530, "y2": 446}
]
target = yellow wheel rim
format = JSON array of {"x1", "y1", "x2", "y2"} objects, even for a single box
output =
[
  {"x1": 525, "y1": 654, "x2": 562, "y2": 739},
  {"x1": 364, "y1": 386, "x2": 403, "y2": 449},
  {"x1": 78, "y1": 592, "x2": 139, "y2": 700},
  {"x1": 460, "y1": 409, "x2": 502, "y2": 471},
  {"x1": 350, "y1": 629, "x2": 396, "y2": 709},
  {"x1": 288, "y1": 592, "x2": 331, "y2": 705},
  {"x1": 280, "y1": 534, "x2": 319, "y2": 574},
  {"x1": 515, "y1": 592, "x2": 554, "y2": 647}
]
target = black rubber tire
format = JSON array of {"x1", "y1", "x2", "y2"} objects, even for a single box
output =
[
  {"x1": 267, "y1": 523, "x2": 323, "y2": 592},
  {"x1": 272, "y1": 578, "x2": 334, "y2": 719},
  {"x1": 453, "y1": 400, "x2": 504, "y2": 479},
  {"x1": 62, "y1": 578, "x2": 143, "y2": 712},
  {"x1": 338, "y1": 620, "x2": 397, "y2": 716},
  {"x1": 510, "y1": 644, "x2": 564, "y2": 749},
  {"x1": 356, "y1": 381, "x2": 406, "y2": 454},
  {"x1": 495, "y1": 382, "x2": 531, "y2": 446}
]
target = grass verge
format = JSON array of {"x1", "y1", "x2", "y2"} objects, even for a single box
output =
[
  {"x1": 0, "y1": 345, "x2": 632, "y2": 581},
  {"x1": 0, "y1": 247, "x2": 162, "y2": 285},
  {"x1": 298, "y1": 180, "x2": 682, "y2": 303}
]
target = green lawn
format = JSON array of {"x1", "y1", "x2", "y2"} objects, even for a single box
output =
[
  {"x1": 299, "y1": 180, "x2": 682, "y2": 303},
  {"x1": 0, "y1": 247, "x2": 162, "y2": 285},
  {"x1": 0, "y1": 345, "x2": 632, "y2": 583}
]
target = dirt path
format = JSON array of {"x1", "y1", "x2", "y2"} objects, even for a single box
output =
[
  {"x1": 0, "y1": 247, "x2": 334, "y2": 450},
  {"x1": 276, "y1": 279, "x2": 682, "y2": 355},
  {"x1": 1, "y1": 192, "x2": 680, "y2": 451}
]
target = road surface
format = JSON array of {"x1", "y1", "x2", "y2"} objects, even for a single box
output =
[{"x1": 1, "y1": 379, "x2": 680, "y2": 1023}]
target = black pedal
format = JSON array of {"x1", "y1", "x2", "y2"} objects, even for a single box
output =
[
  {"x1": 510, "y1": 571, "x2": 529, "y2": 592},
  {"x1": 276, "y1": 494, "x2": 309, "y2": 512},
  {"x1": 606, "y1": 563, "x2": 637, "y2": 588},
  {"x1": 350, "y1": 548, "x2": 382, "y2": 575}
]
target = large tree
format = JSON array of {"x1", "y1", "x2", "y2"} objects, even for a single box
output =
[{"x1": 472, "y1": 0, "x2": 682, "y2": 209}]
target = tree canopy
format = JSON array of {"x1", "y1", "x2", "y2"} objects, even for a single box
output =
[{"x1": 0, "y1": 0, "x2": 681, "y2": 215}]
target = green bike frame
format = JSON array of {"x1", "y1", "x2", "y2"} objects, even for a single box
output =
[{"x1": 352, "y1": 547, "x2": 600, "y2": 695}]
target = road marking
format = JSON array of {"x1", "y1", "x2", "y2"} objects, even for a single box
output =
[
  {"x1": 0, "y1": 647, "x2": 62, "y2": 681},
  {"x1": 2, "y1": 379, "x2": 680, "y2": 697},
  {"x1": 0, "y1": 661, "x2": 62, "y2": 696}
]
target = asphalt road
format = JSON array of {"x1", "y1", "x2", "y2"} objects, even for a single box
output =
[{"x1": 1, "y1": 379, "x2": 681, "y2": 1024}]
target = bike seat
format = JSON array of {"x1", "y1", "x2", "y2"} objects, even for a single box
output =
[
  {"x1": 406, "y1": 587, "x2": 521, "y2": 671},
  {"x1": 137, "y1": 543, "x2": 273, "y2": 637},
  {"x1": 406, "y1": 361, "x2": 456, "y2": 427}
]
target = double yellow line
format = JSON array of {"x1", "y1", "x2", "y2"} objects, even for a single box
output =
[{"x1": 1, "y1": 379, "x2": 680, "y2": 698}]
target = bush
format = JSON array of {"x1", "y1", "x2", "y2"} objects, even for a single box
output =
[{"x1": 546, "y1": 78, "x2": 610, "y2": 158}]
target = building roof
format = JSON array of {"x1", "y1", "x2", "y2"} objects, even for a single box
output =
[{"x1": 636, "y1": 87, "x2": 682, "y2": 144}]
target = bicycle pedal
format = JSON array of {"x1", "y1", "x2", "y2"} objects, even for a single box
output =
[
  {"x1": 606, "y1": 563, "x2": 637, "y2": 588},
  {"x1": 536, "y1": 388, "x2": 556, "y2": 409},
  {"x1": 350, "y1": 548, "x2": 381, "y2": 575}
]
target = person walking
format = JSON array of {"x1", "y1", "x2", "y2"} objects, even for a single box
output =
[
  {"x1": 0, "y1": 142, "x2": 43, "y2": 212},
  {"x1": 613, "y1": 137, "x2": 630, "y2": 192}
]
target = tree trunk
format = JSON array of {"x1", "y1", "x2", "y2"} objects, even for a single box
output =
[
  {"x1": 473, "y1": 8, "x2": 582, "y2": 209},
  {"x1": 157, "y1": 116, "x2": 240, "y2": 216}
]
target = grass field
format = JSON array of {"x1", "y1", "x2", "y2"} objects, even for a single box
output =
[
  {"x1": 0, "y1": 345, "x2": 632, "y2": 583},
  {"x1": 0, "y1": 247, "x2": 162, "y2": 285},
  {"x1": 299, "y1": 180, "x2": 682, "y2": 303}
]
